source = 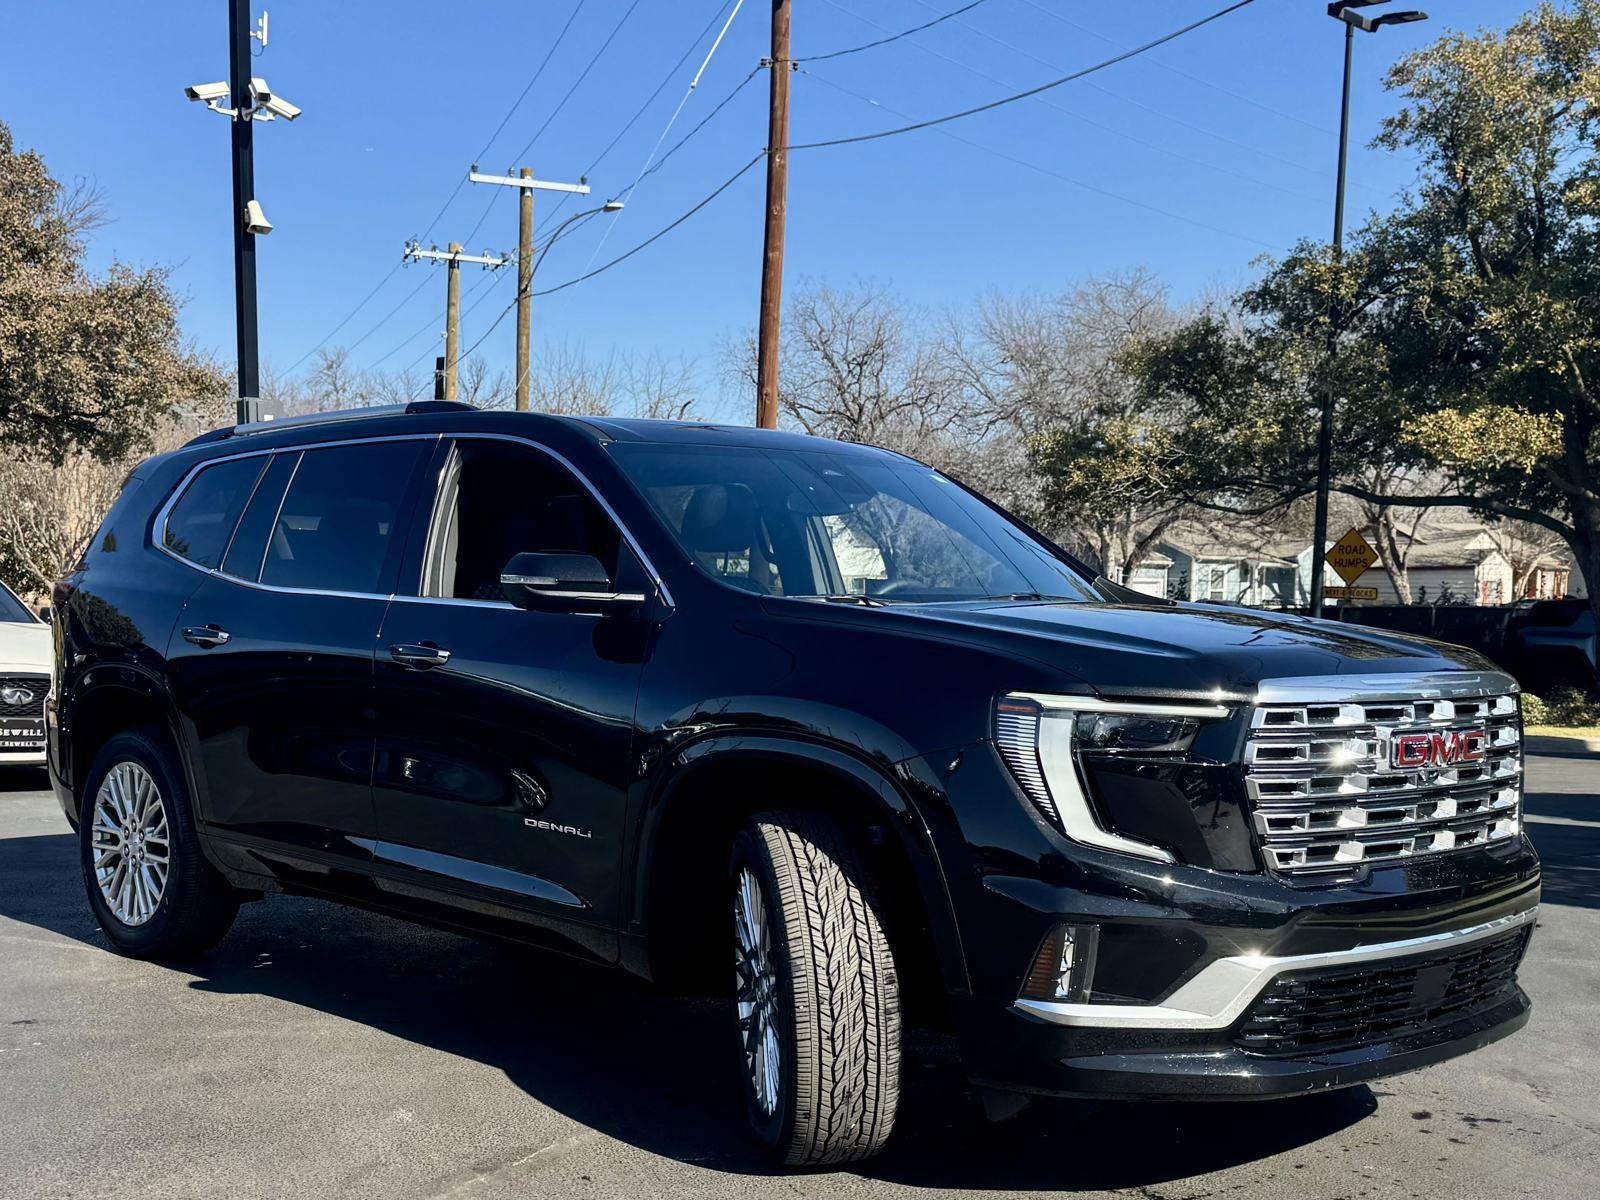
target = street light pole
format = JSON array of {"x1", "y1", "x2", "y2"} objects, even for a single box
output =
[
  {"x1": 228, "y1": 0, "x2": 260, "y2": 424},
  {"x1": 1309, "y1": 20, "x2": 1355, "y2": 619},
  {"x1": 1309, "y1": 2, "x2": 1427, "y2": 617}
]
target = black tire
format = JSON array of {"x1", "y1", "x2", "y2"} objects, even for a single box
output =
[
  {"x1": 79, "y1": 729, "x2": 239, "y2": 958},
  {"x1": 730, "y1": 810, "x2": 901, "y2": 1167}
]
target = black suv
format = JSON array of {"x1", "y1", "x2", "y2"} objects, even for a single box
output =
[{"x1": 49, "y1": 402, "x2": 1539, "y2": 1166}]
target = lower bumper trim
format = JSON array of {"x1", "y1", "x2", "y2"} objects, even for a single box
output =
[{"x1": 1015, "y1": 905, "x2": 1538, "y2": 1031}]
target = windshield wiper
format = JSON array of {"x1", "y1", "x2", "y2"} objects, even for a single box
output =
[
  {"x1": 810, "y1": 593, "x2": 891, "y2": 607},
  {"x1": 987, "y1": 592, "x2": 1075, "y2": 602}
]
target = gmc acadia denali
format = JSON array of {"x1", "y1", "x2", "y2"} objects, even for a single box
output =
[{"x1": 49, "y1": 402, "x2": 1539, "y2": 1167}]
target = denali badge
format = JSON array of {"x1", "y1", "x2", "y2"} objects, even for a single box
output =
[
  {"x1": 524, "y1": 817, "x2": 593, "y2": 839},
  {"x1": 1, "y1": 686, "x2": 34, "y2": 707},
  {"x1": 1390, "y1": 728, "x2": 1488, "y2": 770}
]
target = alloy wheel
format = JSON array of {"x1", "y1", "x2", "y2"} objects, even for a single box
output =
[
  {"x1": 733, "y1": 866, "x2": 781, "y2": 1116},
  {"x1": 90, "y1": 761, "x2": 171, "y2": 926}
]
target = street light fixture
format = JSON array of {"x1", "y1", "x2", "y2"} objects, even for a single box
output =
[{"x1": 1308, "y1": 1, "x2": 1427, "y2": 619}]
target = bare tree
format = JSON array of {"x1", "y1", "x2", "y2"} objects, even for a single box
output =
[{"x1": 1481, "y1": 518, "x2": 1572, "y2": 598}]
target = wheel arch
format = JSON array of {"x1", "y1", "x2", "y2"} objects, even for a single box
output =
[
  {"x1": 629, "y1": 734, "x2": 969, "y2": 1022},
  {"x1": 64, "y1": 666, "x2": 187, "y2": 813}
]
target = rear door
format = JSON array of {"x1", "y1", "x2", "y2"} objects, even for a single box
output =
[
  {"x1": 370, "y1": 436, "x2": 653, "y2": 944},
  {"x1": 165, "y1": 438, "x2": 433, "y2": 869}
]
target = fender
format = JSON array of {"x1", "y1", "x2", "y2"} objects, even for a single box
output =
[
  {"x1": 58, "y1": 663, "x2": 191, "y2": 815},
  {"x1": 629, "y1": 731, "x2": 971, "y2": 995}
]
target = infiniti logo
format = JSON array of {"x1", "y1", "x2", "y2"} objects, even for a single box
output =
[{"x1": 1, "y1": 686, "x2": 34, "y2": 707}]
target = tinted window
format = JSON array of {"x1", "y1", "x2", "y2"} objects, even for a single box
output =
[
  {"x1": 163, "y1": 457, "x2": 268, "y2": 569},
  {"x1": 419, "y1": 440, "x2": 631, "y2": 602},
  {"x1": 610, "y1": 443, "x2": 1098, "y2": 604},
  {"x1": 221, "y1": 453, "x2": 299, "y2": 581},
  {"x1": 0, "y1": 581, "x2": 34, "y2": 624},
  {"x1": 261, "y1": 442, "x2": 425, "y2": 594}
]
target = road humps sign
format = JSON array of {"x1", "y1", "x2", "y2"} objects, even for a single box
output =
[{"x1": 1327, "y1": 528, "x2": 1379, "y2": 586}]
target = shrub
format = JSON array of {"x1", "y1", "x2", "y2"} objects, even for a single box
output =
[{"x1": 1523, "y1": 688, "x2": 1600, "y2": 728}]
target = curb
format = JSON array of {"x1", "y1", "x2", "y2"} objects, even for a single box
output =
[{"x1": 1525, "y1": 734, "x2": 1600, "y2": 756}]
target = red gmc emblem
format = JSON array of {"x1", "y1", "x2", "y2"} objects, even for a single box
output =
[{"x1": 1391, "y1": 728, "x2": 1489, "y2": 770}]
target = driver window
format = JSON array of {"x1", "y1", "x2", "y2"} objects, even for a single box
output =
[{"x1": 422, "y1": 441, "x2": 629, "y2": 603}]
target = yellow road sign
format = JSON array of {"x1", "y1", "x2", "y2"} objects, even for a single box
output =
[
  {"x1": 1325, "y1": 586, "x2": 1379, "y2": 601},
  {"x1": 1327, "y1": 527, "x2": 1379, "y2": 585}
]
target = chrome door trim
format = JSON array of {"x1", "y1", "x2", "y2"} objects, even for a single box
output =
[
  {"x1": 149, "y1": 427, "x2": 675, "y2": 610},
  {"x1": 1014, "y1": 904, "x2": 1537, "y2": 1030}
]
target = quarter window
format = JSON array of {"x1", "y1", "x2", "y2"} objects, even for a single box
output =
[
  {"x1": 260, "y1": 442, "x2": 425, "y2": 594},
  {"x1": 162, "y1": 457, "x2": 269, "y2": 569}
]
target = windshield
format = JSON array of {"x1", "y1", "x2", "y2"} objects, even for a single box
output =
[
  {"x1": 609, "y1": 442, "x2": 1099, "y2": 604},
  {"x1": 0, "y1": 581, "x2": 35, "y2": 624}
]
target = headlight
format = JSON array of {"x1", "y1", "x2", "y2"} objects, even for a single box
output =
[{"x1": 995, "y1": 692, "x2": 1232, "y2": 862}]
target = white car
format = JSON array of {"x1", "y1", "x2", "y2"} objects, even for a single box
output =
[{"x1": 0, "y1": 579, "x2": 51, "y2": 769}]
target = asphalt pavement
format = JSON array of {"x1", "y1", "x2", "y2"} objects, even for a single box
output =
[{"x1": 2, "y1": 752, "x2": 1596, "y2": 1199}]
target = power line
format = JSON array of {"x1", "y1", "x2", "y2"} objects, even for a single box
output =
[
  {"x1": 795, "y1": 0, "x2": 990, "y2": 63},
  {"x1": 583, "y1": 0, "x2": 748, "y2": 268},
  {"x1": 800, "y1": 66, "x2": 1282, "y2": 251},
  {"x1": 788, "y1": 0, "x2": 1261, "y2": 153},
  {"x1": 811, "y1": 0, "x2": 1321, "y2": 203},
  {"x1": 1011, "y1": 0, "x2": 1335, "y2": 136},
  {"x1": 285, "y1": 0, "x2": 589, "y2": 375},
  {"x1": 370, "y1": 268, "x2": 499, "y2": 371},
  {"x1": 534, "y1": 0, "x2": 742, "y2": 239},
  {"x1": 505, "y1": 0, "x2": 648, "y2": 167},
  {"x1": 341, "y1": 269, "x2": 435, "y2": 357}
]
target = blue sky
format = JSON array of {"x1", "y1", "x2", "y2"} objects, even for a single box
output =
[{"x1": 1, "y1": 0, "x2": 1525, "y2": 419}]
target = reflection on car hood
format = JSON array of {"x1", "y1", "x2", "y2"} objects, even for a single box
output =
[{"x1": 889, "y1": 599, "x2": 1494, "y2": 700}]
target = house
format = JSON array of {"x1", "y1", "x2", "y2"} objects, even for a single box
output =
[{"x1": 1125, "y1": 514, "x2": 1571, "y2": 608}]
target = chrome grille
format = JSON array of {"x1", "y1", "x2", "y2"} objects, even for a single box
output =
[
  {"x1": 1246, "y1": 676, "x2": 1523, "y2": 873},
  {"x1": 0, "y1": 675, "x2": 48, "y2": 719}
]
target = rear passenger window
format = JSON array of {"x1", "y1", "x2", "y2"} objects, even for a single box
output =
[
  {"x1": 261, "y1": 442, "x2": 424, "y2": 594},
  {"x1": 221, "y1": 453, "x2": 299, "y2": 581},
  {"x1": 162, "y1": 457, "x2": 268, "y2": 569}
]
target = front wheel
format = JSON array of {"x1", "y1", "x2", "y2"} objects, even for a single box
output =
[
  {"x1": 79, "y1": 730, "x2": 239, "y2": 958},
  {"x1": 730, "y1": 811, "x2": 901, "y2": 1167}
]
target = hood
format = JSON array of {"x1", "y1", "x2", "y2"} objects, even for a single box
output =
[
  {"x1": 0, "y1": 620, "x2": 52, "y2": 676},
  {"x1": 884, "y1": 599, "x2": 1494, "y2": 701}
]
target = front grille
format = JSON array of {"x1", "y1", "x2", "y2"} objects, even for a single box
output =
[
  {"x1": 1234, "y1": 927, "x2": 1531, "y2": 1056},
  {"x1": 1245, "y1": 687, "x2": 1523, "y2": 873},
  {"x1": 0, "y1": 675, "x2": 48, "y2": 719}
]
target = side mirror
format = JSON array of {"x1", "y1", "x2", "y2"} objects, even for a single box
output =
[{"x1": 500, "y1": 552, "x2": 647, "y2": 613}]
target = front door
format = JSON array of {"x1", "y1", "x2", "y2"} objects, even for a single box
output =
[
  {"x1": 371, "y1": 437, "x2": 653, "y2": 944},
  {"x1": 166, "y1": 438, "x2": 432, "y2": 867}
]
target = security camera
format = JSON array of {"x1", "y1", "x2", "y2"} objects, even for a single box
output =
[
  {"x1": 184, "y1": 81, "x2": 229, "y2": 102},
  {"x1": 259, "y1": 94, "x2": 301, "y2": 121},
  {"x1": 250, "y1": 77, "x2": 272, "y2": 103},
  {"x1": 244, "y1": 199, "x2": 274, "y2": 236}
]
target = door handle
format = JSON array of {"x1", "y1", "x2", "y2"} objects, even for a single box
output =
[
  {"x1": 181, "y1": 625, "x2": 231, "y2": 649},
  {"x1": 389, "y1": 643, "x2": 452, "y2": 669}
]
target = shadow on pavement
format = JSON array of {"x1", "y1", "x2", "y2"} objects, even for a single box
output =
[{"x1": 0, "y1": 828, "x2": 1376, "y2": 1188}]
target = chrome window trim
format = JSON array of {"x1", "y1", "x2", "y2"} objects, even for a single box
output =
[
  {"x1": 1015, "y1": 904, "x2": 1537, "y2": 1030},
  {"x1": 1254, "y1": 670, "x2": 1521, "y2": 706},
  {"x1": 149, "y1": 429, "x2": 675, "y2": 610},
  {"x1": 407, "y1": 431, "x2": 675, "y2": 610}
]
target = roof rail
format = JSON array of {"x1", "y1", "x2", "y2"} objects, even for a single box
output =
[{"x1": 183, "y1": 399, "x2": 477, "y2": 448}]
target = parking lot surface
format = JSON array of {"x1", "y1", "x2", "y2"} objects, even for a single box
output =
[{"x1": 2, "y1": 751, "x2": 1596, "y2": 1200}]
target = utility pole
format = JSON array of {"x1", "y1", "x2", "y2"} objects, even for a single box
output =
[
  {"x1": 517, "y1": 168, "x2": 535, "y2": 410},
  {"x1": 468, "y1": 167, "x2": 591, "y2": 408},
  {"x1": 755, "y1": 0, "x2": 791, "y2": 430},
  {"x1": 403, "y1": 241, "x2": 509, "y2": 401},
  {"x1": 228, "y1": 0, "x2": 259, "y2": 423},
  {"x1": 445, "y1": 242, "x2": 462, "y2": 399}
]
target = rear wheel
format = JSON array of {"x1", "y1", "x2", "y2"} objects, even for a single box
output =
[
  {"x1": 80, "y1": 730, "x2": 239, "y2": 958},
  {"x1": 730, "y1": 810, "x2": 901, "y2": 1167}
]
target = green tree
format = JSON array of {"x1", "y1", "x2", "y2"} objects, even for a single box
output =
[
  {"x1": 0, "y1": 119, "x2": 224, "y2": 464},
  {"x1": 1129, "y1": 1, "x2": 1600, "y2": 627}
]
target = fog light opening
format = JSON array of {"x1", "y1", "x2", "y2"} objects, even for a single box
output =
[{"x1": 1021, "y1": 923, "x2": 1099, "y2": 1003}]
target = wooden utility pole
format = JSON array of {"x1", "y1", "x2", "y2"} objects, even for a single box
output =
[
  {"x1": 516, "y1": 168, "x2": 535, "y2": 410},
  {"x1": 444, "y1": 241, "x2": 462, "y2": 399},
  {"x1": 755, "y1": 0, "x2": 791, "y2": 430},
  {"x1": 404, "y1": 240, "x2": 509, "y2": 403}
]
